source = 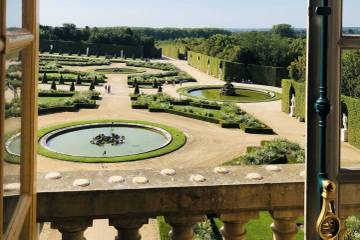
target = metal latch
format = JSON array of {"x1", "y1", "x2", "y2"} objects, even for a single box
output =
[{"x1": 316, "y1": 180, "x2": 341, "y2": 240}]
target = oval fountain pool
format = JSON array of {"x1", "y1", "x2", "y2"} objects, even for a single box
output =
[
  {"x1": 183, "y1": 86, "x2": 277, "y2": 103},
  {"x1": 40, "y1": 123, "x2": 173, "y2": 158}
]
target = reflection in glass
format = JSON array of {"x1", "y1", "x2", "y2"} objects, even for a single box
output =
[
  {"x1": 342, "y1": 0, "x2": 360, "y2": 35},
  {"x1": 340, "y1": 49, "x2": 360, "y2": 169},
  {"x1": 6, "y1": 0, "x2": 22, "y2": 30},
  {"x1": 3, "y1": 52, "x2": 22, "y2": 233}
]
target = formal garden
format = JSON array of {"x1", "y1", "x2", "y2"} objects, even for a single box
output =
[{"x1": 3, "y1": 23, "x2": 360, "y2": 239}]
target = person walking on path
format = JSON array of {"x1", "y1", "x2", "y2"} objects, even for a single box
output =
[
  {"x1": 104, "y1": 84, "x2": 108, "y2": 94},
  {"x1": 108, "y1": 84, "x2": 111, "y2": 94}
]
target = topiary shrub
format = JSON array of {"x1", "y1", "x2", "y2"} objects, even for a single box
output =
[
  {"x1": 134, "y1": 83, "x2": 140, "y2": 95},
  {"x1": 76, "y1": 75, "x2": 82, "y2": 85},
  {"x1": 42, "y1": 73, "x2": 48, "y2": 84},
  {"x1": 70, "y1": 82, "x2": 75, "y2": 92},
  {"x1": 50, "y1": 80, "x2": 57, "y2": 90},
  {"x1": 152, "y1": 79, "x2": 159, "y2": 88},
  {"x1": 89, "y1": 81, "x2": 95, "y2": 91},
  {"x1": 59, "y1": 74, "x2": 65, "y2": 84}
]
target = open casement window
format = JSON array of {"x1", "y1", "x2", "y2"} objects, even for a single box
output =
[
  {"x1": 0, "y1": 0, "x2": 39, "y2": 239},
  {"x1": 306, "y1": 0, "x2": 360, "y2": 239}
]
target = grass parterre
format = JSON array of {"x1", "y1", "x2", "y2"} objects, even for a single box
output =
[{"x1": 130, "y1": 93, "x2": 274, "y2": 133}]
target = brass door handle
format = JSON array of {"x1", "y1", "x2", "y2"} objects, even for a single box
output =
[{"x1": 316, "y1": 180, "x2": 341, "y2": 240}]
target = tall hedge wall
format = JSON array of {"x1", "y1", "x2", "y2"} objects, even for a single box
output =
[
  {"x1": 281, "y1": 79, "x2": 306, "y2": 119},
  {"x1": 158, "y1": 43, "x2": 187, "y2": 60},
  {"x1": 282, "y1": 81, "x2": 360, "y2": 149},
  {"x1": 187, "y1": 51, "x2": 288, "y2": 87},
  {"x1": 342, "y1": 96, "x2": 360, "y2": 149},
  {"x1": 40, "y1": 40, "x2": 146, "y2": 58},
  {"x1": 247, "y1": 64, "x2": 289, "y2": 86}
]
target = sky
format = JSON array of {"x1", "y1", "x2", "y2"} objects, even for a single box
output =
[{"x1": 7, "y1": 0, "x2": 360, "y2": 29}]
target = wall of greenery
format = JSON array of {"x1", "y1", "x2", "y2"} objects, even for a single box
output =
[
  {"x1": 188, "y1": 51, "x2": 288, "y2": 86},
  {"x1": 40, "y1": 40, "x2": 145, "y2": 58},
  {"x1": 281, "y1": 79, "x2": 305, "y2": 119},
  {"x1": 157, "y1": 43, "x2": 187, "y2": 60},
  {"x1": 342, "y1": 96, "x2": 360, "y2": 149}
]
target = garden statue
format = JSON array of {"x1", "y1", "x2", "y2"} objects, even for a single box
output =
[
  {"x1": 90, "y1": 133, "x2": 125, "y2": 146},
  {"x1": 289, "y1": 94, "x2": 296, "y2": 117},
  {"x1": 343, "y1": 113, "x2": 348, "y2": 130},
  {"x1": 120, "y1": 50, "x2": 124, "y2": 59},
  {"x1": 220, "y1": 78, "x2": 236, "y2": 96},
  {"x1": 86, "y1": 47, "x2": 90, "y2": 56},
  {"x1": 341, "y1": 113, "x2": 348, "y2": 142}
]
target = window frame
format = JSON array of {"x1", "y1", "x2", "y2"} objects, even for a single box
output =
[{"x1": 0, "y1": 0, "x2": 38, "y2": 239}]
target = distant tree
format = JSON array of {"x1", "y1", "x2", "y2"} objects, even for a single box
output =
[
  {"x1": 288, "y1": 55, "x2": 306, "y2": 82},
  {"x1": 94, "y1": 76, "x2": 98, "y2": 85},
  {"x1": 70, "y1": 82, "x2": 75, "y2": 92},
  {"x1": 271, "y1": 24, "x2": 296, "y2": 38},
  {"x1": 342, "y1": 50, "x2": 360, "y2": 98},
  {"x1": 50, "y1": 80, "x2": 57, "y2": 90}
]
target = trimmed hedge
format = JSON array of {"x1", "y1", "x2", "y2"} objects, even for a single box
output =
[
  {"x1": 281, "y1": 79, "x2": 306, "y2": 119},
  {"x1": 164, "y1": 109, "x2": 220, "y2": 124},
  {"x1": 131, "y1": 94, "x2": 274, "y2": 133},
  {"x1": 157, "y1": 43, "x2": 187, "y2": 60},
  {"x1": 40, "y1": 40, "x2": 144, "y2": 58},
  {"x1": 187, "y1": 51, "x2": 288, "y2": 87},
  {"x1": 342, "y1": 96, "x2": 360, "y2": 149}
]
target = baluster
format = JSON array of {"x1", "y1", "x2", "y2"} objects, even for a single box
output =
[
  {"x1": 270, "y1": 210, "x2": 303, "y2": 240},
  {"x1": 109, "y1": 217, "x2": 148, "y2": 240},
  {"x1": 51, "y1": 219, "x2": 92, "y2": 240},
  {"x1": 165, "y1": 215, "x2": 205, "y2": 240},
  {"x1": 220, "y1": 212, "x2": 259, "y2": 240}
]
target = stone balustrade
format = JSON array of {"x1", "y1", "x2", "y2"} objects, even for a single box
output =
[{"x1": 4, "y1": 164, "x2": 360, "y2": 240}]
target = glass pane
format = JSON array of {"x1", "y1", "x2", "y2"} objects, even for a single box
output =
[
  {"x1": 3, "y1": 51, "x2": 22, "y2": 233},
  {"x1": 6, "y1": 0, "x2": 22, "y2": 30},
  {"x1": 342, "y1": 0, "x2": 360, "y2": 35},
  {"x1": 340, "y1": 49, "x2": 360, "y2": 169}
]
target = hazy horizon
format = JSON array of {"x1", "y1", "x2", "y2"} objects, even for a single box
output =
[{"x1": 7, "y1": 0, "x2": 360, "y2": 29}]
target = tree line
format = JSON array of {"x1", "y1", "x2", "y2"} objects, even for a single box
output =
[
  {"x1": 160, "y1": 24, "x2": 306, "y2": 68},
  {"x1": 40, "y1": 24, "x2": 231, "y2": 46}
]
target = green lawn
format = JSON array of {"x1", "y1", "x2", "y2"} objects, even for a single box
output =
[
  {"x1": 157, "y1": 212, "x2": 304, "y2": 240},
  {"x1": 38, "y1": 97, "x2": 69, "y2": 107}
]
